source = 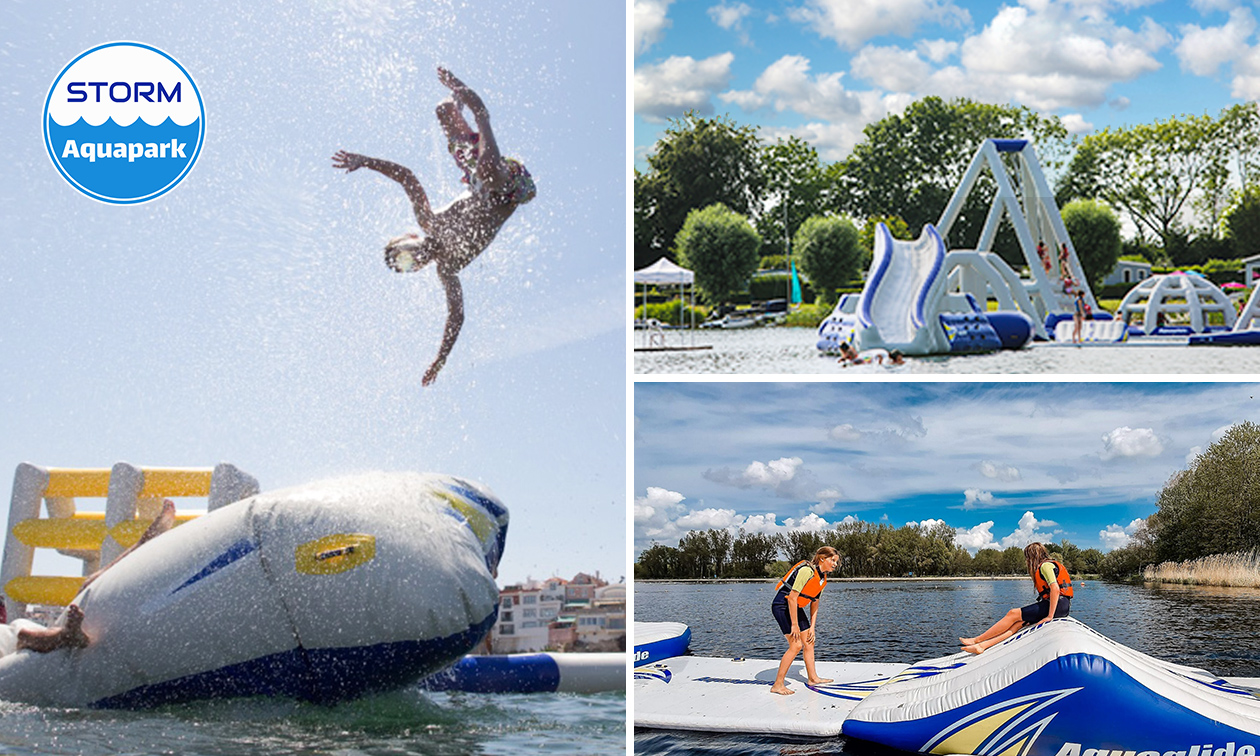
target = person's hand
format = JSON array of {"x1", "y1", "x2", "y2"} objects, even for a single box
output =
[
  {"x1": 423, "y1": 359, "x2": 445, "y2": 386},
  {"x1": 332, "y1": 150, "x2": 366, "y2": 172},
  {"x1": 804, "y1": 627, "x2": 815, "y2": 644},
  {"x1": 438, "y1": 66, "x2": 465, "y2": 92}
]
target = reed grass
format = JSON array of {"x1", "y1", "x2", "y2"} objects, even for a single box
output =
[{"x1": 1143, "y1": 550, "x2": 1260, "y2": 588}]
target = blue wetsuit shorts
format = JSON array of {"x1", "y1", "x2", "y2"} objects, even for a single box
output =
[
  {"x1": 1020, "y1": 595, "x2": 1070, "y2": 624},
  {"x1": 772, "y1": 595, "x2": 811, "y2": 635}
]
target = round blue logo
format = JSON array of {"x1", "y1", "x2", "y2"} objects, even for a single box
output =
[{"x1": 43, "y1": 42, "x2": 204, "y2": 204}]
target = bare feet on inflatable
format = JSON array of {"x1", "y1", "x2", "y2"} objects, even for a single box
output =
[
  {"x1": 959, "y1": 636, "x2": 977, "y2": 646},
  {"x1": 60, "y1": 604, "x2": 90, "y2": 649},
  {"x1": 16, "y1": 604, "x2": 90, "y2": 652},
  {"x1": 807, "y1": 677, "x2": 834, "y2": 685},
  {"x1": 770, "y1": 684, "x2": 794, "y2": 695},
  {"x1": 140, "y1": 499, "x2": 178, "y2": 546},
  {"x1": 962, "y1": 643, "x2": 985, "y2": 655}
]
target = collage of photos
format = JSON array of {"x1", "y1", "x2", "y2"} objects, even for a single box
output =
[
  {"x1": 3, "y1": 0, "x2": 1260, "y2": 755},
  {"x1": 633, "y1": 0, "x2": 1260, "y2": 755}
]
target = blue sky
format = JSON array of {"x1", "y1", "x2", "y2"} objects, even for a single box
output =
[
  {"x1": 634, "y1": 0, "x2": 1260, "y2": 168},
  {"x1": 634, "y1": 381, "x2": 1260, "y2": 557},
  {"x1": 0, "y1": 1, "x2": 626, "y2": 586}
]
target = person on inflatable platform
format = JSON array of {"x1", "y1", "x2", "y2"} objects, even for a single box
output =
[
  {"x1": 959, "y1": 542, "x2": 1072, "y2": 654},
  {"x1": 770, "y1": 546, "x2": 841, "y2": 695},
  {"x1": 0, "y1": 499, "x2": 177, "y2": 657},
  {"x1": 332, "y1": 67, "x2": 536, "y2": 387}
]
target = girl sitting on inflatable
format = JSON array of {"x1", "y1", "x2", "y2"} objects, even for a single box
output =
[{"x1": 959, "y1": 542, "x2": 1072, "y2": 655}]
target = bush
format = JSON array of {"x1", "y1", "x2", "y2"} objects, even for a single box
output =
[
  {"x1": 750, "y1": 273, "x2": 815, "y2": 303},
  {"x1": 635, "y1": 300, "x2": 707, "y2": 327},
  {"x1": 795, "y1": 215, "x2": 862, "y2": 306},
  {"x1": 1062, "y1": 199, "x2": 1122, "y2": 290},
  {"x1": 760, "y1": 255, "x2": 787, "y2": 270},
  {"x1": 676, "y1": 204, "x2": 762, "y2": 306},
  {"x1": 783, "y1": 302, "x2": 832, "y2": 327}
]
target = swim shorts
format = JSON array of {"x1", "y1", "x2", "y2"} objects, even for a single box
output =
[
  {"x1": 772, "y1": 597, "x2": 811, "y2": 635},
  {"x1": 1020, "y1": 595, "x2": 1071, "y2": 624}
]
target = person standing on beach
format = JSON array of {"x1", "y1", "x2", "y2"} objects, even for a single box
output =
[
  {"x1": 770, "y1": 546, "x2": 841, "y2": 695},
  {"x1": 959, "y1": 542, "x2": 1072, "y2": 654}
]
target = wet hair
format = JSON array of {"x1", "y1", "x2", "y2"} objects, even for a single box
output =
[
  {"x1": 1024, "y1": 542, "x2": 1050, "y2": 578},
  {"x1": 813, "y1": 546, "x2": 840, "y2": 565},
  {"x1": 384, "y1": 233, "x2": 437, "y2": 273}
]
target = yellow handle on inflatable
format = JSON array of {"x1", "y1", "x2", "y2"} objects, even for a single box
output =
[
  {"x1": 295, "y1": 534, "x2": 377, "y2": 575},
  {"x1": 12, "y1": 513, "x2": 198, "y2": 550},
  {"x1": 4, "y1": 576, "x2": 84, "y2": 607}
]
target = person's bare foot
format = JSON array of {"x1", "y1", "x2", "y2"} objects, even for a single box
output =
[
  {"x1": 807, "y1": 677, "x2": 833, "y2": 685},
  {"x1": 770, "y1": 684, "x2": 794, "y2": 695},
  {"x1": 962, "y1": 643, "x2": 985, "y2": 655},
  {"x1": 959, "y1": 636, "x2": 977, "y2": 646},
  {"x1": 60, "y1": 604, "x2": 90, "y2": 649},
  {"x1": 137, "y1": 499, "x2": 177, "y2": 547}
]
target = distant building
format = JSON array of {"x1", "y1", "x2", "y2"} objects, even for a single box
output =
[
  {"x1": 486, "y1": 573, "x2": 625, "y2": 653},
  {"x1": 1104, "y1": 259, "x2": 1152, "y2": 287}
]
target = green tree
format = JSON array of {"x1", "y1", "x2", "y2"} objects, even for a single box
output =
[
  {"x1": 706, "y1": 528, "x2": 734, "y2": 577},
  {"x1": 677, "y1": 530, "x2": 714, "y2": 578},
  {"x1": 1150, "y1": 421, "x2": 1260, "y2": 562},
  {"x1": 794, "y1": 215, "x2": 862, "y2": 305},
  {"x1": 1077, "y1": 548, "x2": 1105, "y2": 575},
  {"x1": 676, "y1": 203, "x2": 762, "y2": 306},
  {"x1": 636, "y1": 543, "x2": 680, "y2": 579},
  {"x1": 1224, "y1": 185, "x2": 1260, "y2": 259},
  {"x1": 1000, "y1": 546, "x2": 1026, "y2": 575},
  {"x1": 1061, "y1": 199, "x2": 1122, "y2": 290},
  {"x1": 783, "y1": 529, "x2": 829, "y2": 565},
  {"x1": 759, "y1": 136, "x2": 832, "y2": 259},
  {"x1": 634, "y1": 112, "x2": 766, "y2": 269},
  {"x1": 731, "y1": 530, "x2": 781, "y2": 578}
]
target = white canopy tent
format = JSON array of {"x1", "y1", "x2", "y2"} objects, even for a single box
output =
[{"x1": 634, "y1": 257, "x2": 699, "y2": 348}]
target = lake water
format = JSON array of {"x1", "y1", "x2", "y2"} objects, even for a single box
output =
[
  {"x1": 1, "y1": 686, "x2": 626, "y2": 755},
  {"x1": 634, "y1": 579, "x2": 1260, "y2": 755},
  {"x1": 633, "y1": 328, "x2": 1260, "y2": 374}
]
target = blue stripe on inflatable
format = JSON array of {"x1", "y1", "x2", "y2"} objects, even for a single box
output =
[
  {"x1": 449, "y1": 483, "x2": 508, "y2": 520},
  {"x1": 170, "y1": 538, "x2": 257, "y2": 595},
  {"x1": 634, "y1": 628, "x2": 691, "y2": 667},
  {"x1": 90, "y1": 609, "x2": 498, "y2": 708},
  {"x1": 419, "y1": 653, "x2": 563, "y2": 693},
  {"x1": 842, "y1": 653, "x2": 1260, "y2": 756}
]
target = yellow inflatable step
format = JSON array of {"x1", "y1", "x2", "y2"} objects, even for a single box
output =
[
  {"x1": 4, "y1": 575, "x2": 84, "y2": 607},
  {"x1": 13, "y1": 513, "x2": 198, "y2": 550}
]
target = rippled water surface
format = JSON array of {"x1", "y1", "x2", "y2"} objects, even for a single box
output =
[
  {"x1": 634, "y1": 328, "x2": 1260, "y2": 374},
  {"x1": 634, "y1": 579, "x2": 1260, "y2": 755},
  {"x1": 0, "y1": 687, "x2": 626, "y2": 756}
]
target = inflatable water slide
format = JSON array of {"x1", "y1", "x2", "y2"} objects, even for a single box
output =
[{"x1": 635, "y1": 618, "x2": 1260, "y2": 755}]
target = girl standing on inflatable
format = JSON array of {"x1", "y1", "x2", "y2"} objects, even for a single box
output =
[
  {"x1": 959, "y1": 542, "x2": 1072, "y2": 654},
  {"x1": 770, "y1": 546, "x2": 841, "y2": 695}
]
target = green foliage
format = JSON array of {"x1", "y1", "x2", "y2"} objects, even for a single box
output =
[
  {"x1": 760, "y1": 255, "x2": 788, "y2": 270},
  {"x1": 1150, "y1": 420, "x2": 1260, "y2": 563},
  {"x1": 634, "y1": 113, "x2": 766, "y2": 269},
  {"x1": 750, "y1": 273, "x2": 813, "y2": 303},
  {"x1": 758, "y1": 136, "x2": 833, "y2": 258},
  {"x1": 1061, "y1": 199, "x2": 1122, "y2": 290},
  {"x1": 783, "y1": 302, "x2": 832, "y2": 327},
  {"x1": 676, "y1": 203, "x2": 762, "y2": 306},
  {"x1": 859, "y1": 215, "x2": 912, "y2": 258},
  {"x1": 1224, "y1": 185, "x2": 1260, "y2": 258},
  {"x1": 634, "y1": 300, "x2": 706, "y2": 327},
  {"x1": 794, "y1": 215, "x2": 862, "y2": 305}
]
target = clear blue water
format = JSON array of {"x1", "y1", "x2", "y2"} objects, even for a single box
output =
[
  {"x1": 1, "y1": 686, "x2": 625, "y2": 755},
  {"x1": 633, "y1": 328, "x2": 1260, "y2": 374},
  {"x1": 634, "y1": 579, "x2": 1260, "y2": 755}
]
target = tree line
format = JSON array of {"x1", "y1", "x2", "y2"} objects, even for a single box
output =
[
  {"x1": 637, "y1": 421, "x2": 1260, "y2": 582},
  {"x1": 635, "y1": 99, "x2": 1260, "y2": 309}
]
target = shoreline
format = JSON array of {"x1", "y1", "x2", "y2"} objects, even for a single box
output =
[{"x1": 635, "y1": 575, "x2": 1040, "y2": 583}]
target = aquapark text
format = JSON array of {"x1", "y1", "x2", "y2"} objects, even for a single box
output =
[
  {"x1": 61, "y1": 139, "x2": 187, "y2": 163},
  {"x1": 1055, "y1": 742, "x2": 1257, "y2": 756}
]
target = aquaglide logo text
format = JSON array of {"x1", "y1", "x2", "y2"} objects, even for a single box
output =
[{"x1": 43, "y1": 42, "x2": 204, "y2": 204}]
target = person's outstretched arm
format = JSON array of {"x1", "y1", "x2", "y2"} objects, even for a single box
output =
[
  {"x1": 333, "y1": 150, "x2": 435, "y2": 231},
  {"x1": 424, "y1": 270, "x2": 465, "y2": 386},
  {"x1": 437, "y1": 69, "x2": 508, "y2": 191}
]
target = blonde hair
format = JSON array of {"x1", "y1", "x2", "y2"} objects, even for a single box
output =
[
  {"x1": 813, "y1": 546, "x2": 839, "y2": 565},
  {"x1": 1024, "y1": 542, "x2": 1050, "y2": 579}
]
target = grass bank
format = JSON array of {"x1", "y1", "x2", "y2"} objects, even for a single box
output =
[{"x1": 1143, "y1": 550, "x2": 1260, "y2": 588}]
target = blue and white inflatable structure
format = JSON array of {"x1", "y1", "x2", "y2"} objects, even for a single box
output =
[
  {"x1": 635, "y1": 618, "x2": 1260, "y2": 754},
  {"x1": 633, "y1": 621, "x2": 690, "y2": 667},
  {"x1": 421, "y1": 651, "x2": 625, "y2": 694},
  {"x1": 0, "y1": 472, "x2": 509, "y2": 708}
]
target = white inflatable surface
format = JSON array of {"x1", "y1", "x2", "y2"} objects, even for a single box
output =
[
  {"x1": 860, "y1": 223, "x2": 946, "y2": 348},
  {"x1": 844, "y1": 618, "x2": 1260, "y2": 756},
  {"x1": 0, "y1": 472, "x2": 509, "y2": 708},
  {"x1": 633, "y1": 621, "x2": 690, "y2": 666},
  {"x1": 634, "y1": 655, "x2": 908, "y2": 736}
]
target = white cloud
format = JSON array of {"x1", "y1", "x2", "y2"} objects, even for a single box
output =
[
  {"x1": 954, "y1": 520, "x2": 997, "y2": 551},
  {"x1": 851, "y1": 45, "x2": 934, "y2": 91},
  {"x1": 912, "y1": 517, "x2": 948, "y2": 530},
  {"x1": 1100, "y1": 426, "x2": 1164, "y2": 460},
  {"x1": 963, "y1": 488, "x2": 997, "y2": 509},
  {"x1": 828, "y1": 423, "x2": 863, "y2": 442},
  {"x1": 634, "y1": 487, "x2": 690, "y2": 543},
  {"x1": 1099, "y1": 518, "x2": 1146, "y2": 551},
  {"x1": 1175, "y1": 7, "x2": 1256, "y2": 76},
  {"x1": 976, "y1": 460, "x2": 1021, "y2": 482},
  {"x1": 677, "y1": 507, "x2": 744, "y2": 530},
  {"x1": 635, "y1": 0, "x2": 675, "y2": 58},
  {"x1": 812, "y1": 488, "x2": 844, "y2": 515},
  {"x1": 1235, "y1": 46, "x2": 1260, "y2": 98},
  {"x1": 1187, "y1": 445, "x2": 1202, "y2": 464},
  {"x1": 788, "y1": 0, "x2": 970, "y2": 50},
  {"x1": 916, "y1": 38, "x2": 959, "y2": 63},
  {"x1": 635, "y1": 53, "x2": 736, "y2": 121},
  {"x1": 1191, "y1": 0, "x2": 1243, "y2": 15},
  {"x1": 998, "y1": 511, "x2": 1059, "y2": 549},
  {"x1": 1060, "y1": 113, "x2": 1094, "y2": 134},
  {"x1": 709, "y1": 2, "x2": 754, "y2": 41}
]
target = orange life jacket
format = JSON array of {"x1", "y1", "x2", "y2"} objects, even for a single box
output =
[
  {"x1": 775, "y1": 560, "x2": 826, "y2": 608},
  {"x1": 1033, "y1": 560, "x2": 1074, "y2": 600}
]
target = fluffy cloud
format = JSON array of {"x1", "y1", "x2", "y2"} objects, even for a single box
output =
[
  {"x1": 635, "y1": 53, "x2": 736, "y2": 121},
  {"x1": 634, "y1": 487, "x2": 689, "y2": 543},
  {"x1": 1060, "y1": 113, "x2": 1094, "y2": 134},
  {"x1": 1100, "y1": 426, "x2": 1164, "y2": 460},
  {"x1": 975, "y1": 460, "x2": 1021, "y2": 482},
  {"x1": 828, "y1": 423, "x2": 864, "y2": 442},
  {"x1": 635, "y1": 0, "x2": 675, "y2": 58},
  {"x1": 954, "y1": 520, "x2": 996, "y2": 551},
  {"x1": 1099, "y1": 518, "x2": 1146, "y2": 551},
  {"x1": 963, "y1": 488, "x2": 998, "y2": 509},
  {"x1": 703, "y1": 455, "x2": 841, "y2": 504},
  {"x1": 720, "y1": 55, "x2": 870, "y2": 120},
  {"x1": 709, "y1": 1, "x2": 754, "y2": 43},
  {"x1": 1175, "y1": 7, "x2": 1256, "y2": 76},
  {"x1": 788, "y1": 0, "x2": 970, "y2": 50},
  {"x1": 851, "y1": 45, "x2": 934, "y2": 91},
  {"x1": 952, "y1": 511, "x2": 1058, "y2": 553}
]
